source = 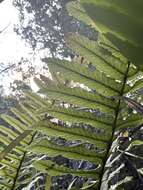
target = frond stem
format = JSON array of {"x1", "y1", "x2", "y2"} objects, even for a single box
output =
[
  {"x1": 11, "y1": 132, "x2": 37, "y2": 190},
  {"x1": 99, "y1": 61, "x2": 131, "y2": 189}
]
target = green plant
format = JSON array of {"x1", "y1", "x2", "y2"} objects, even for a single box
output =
[
  {"x1": 1, "y1": 1, "x2": 143, "y2": 189},
  {"x1": 0, "y1": 104, "x2": 42, "y2": 189},
  {"x1": 72, "y1": 0, "x2": 143, "y2": 71}
]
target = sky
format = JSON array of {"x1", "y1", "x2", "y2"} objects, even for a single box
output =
[
  {"x1": 0, "y1": 0, "x2": 48, "y2": 95},
  {"x1": 0, "y1": 0, "x2": 31, "y2": 63}
]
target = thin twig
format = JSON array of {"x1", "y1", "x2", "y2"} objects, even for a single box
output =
[
  {"x1": 0, "y1": 23, "x2": 11, "y2": 33},
  {"x1": 0, "y1": 64, "x2": 15, "y2": 74}
]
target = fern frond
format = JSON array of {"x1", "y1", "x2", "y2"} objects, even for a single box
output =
[
  {"x1": 24, "y1": 39, "x2": 142, "y2": 189},
  {"x1": 79, "y1": 0, "x2": 143, "y2": 70},
  {"x1": 0, "y1": 105, "x2": 37, "y2": 189}
]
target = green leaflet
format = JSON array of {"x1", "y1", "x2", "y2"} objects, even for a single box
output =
[
  {"x1": 67, "y1": 34, "x2": 137, "y2": 80},
  {"x1": 19, "y1": 102, "x2": 39, "y2": 122},
  {"x1": 44, "y1": 58, "x2": 124, "y2": 96},
  {"x1": 0, "y1": 130, "x2": 32, "y2": 161},
  {"x1": 117, "y1": 113, "x2": 142, "y2": 125},
  {"x1": 0, "y1": 125, "x2": 30, "y2": 146},
  {"x1": 11, "y1": 107, "x2": 33, "y2": 125},
  {"x1": 126, "y1": 71, "x2": 142, "y2": 87},
  {"x1": 98, "y1": 34, "x2": 139, "y2": 78},
  {"x1": 80, "y1": 0, "x2": 143, "y2": 70},
  {"x1": 0, "y1": 125, "x2": 17, "y2": 139},
  {"x1": 37, "y1": 105, "x2": 113, "y2": 133},
  {"x1": 0, "y1": 111, "x2": 34, "y2": 147},
  {"x1": 128, "y1": 78, "x2": 143, "y2": 93},
  {"x1": 25, "y1": 91, "x2": 50, "y2": 109},
  {"x1": 5, "y1": 153, "x2": 21, "y2": 162},
  {"x1": 0, "y1": 134, "x2": 10, "y2": 146},
  {"x1": 0, "y1": 181, "x2": 11, "y2": 189},
  {"x1": 1, "y1": 114, "x2": 27, "y2": 133},
  {"x1": 66, "y1": 1, "x2": 96, "y2": 29},
  {"x1": 33, "y1": 160, "x2": 99, "y2": 178},
  {"x1": 0, "y1": 159, "x2": 18, "y2": 170},
  {"x1": 29, "y1": 139, "x2": 103, "y2": 164},
  {"x1": 130, "y1": 140, "x2": 143, "y2": 147},
  {"x1": 32, "y1": 120, "x2": 111, "y2": 143},
  {"x1": 67, "y1": 34, "x2": 127, "y2": 80},
  {"x1": 127, "y1": 140, "x2": 143, "y2": 152},
  {"x1": 98, "y1": 34, "x2": 128, "y2": 63},
  {"x1": 35, "y1": 78, "x2": 116, "y2": 114},
  {"x1": 117, "y1": 114, "x2": 143, "y2": 130},
  {"x1": 0, "y1": 169, "x2": 14, "y2": 180}
]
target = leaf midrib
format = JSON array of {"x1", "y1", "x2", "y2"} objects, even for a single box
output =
[
  {"x1": 44, "y1": 88, "x2": 115, "y2": 110},
  {"x1": 99, "y1": 61, "x2": 131, "y2": 189},
  {"x1": 39, "y1": 123, "x2": 109, "y2": 143},
  {"x1": 47, "y1": 108, "x2": 112, "y2": 127},
  {"x1": 35, "y1": 144, "x2": 103, "y2": 160},
  {"x1": 11, "y1": 132, "x2": 37, "y2": 190}
]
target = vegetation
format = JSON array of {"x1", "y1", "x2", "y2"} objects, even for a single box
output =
[
  {"x1": 0, "y1": 1, "x2": 143, "y2": 189},
  {"x1": 78, "y1": 0, "x2": 143, "y2": 70}
]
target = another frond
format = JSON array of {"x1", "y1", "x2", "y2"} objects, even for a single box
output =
[
  {"x1": 76, "y1": 0, "x2": 143, "y2": 70},
  {"x1": 0, "y1": 104, "x2": 37, "y2": 189}
]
